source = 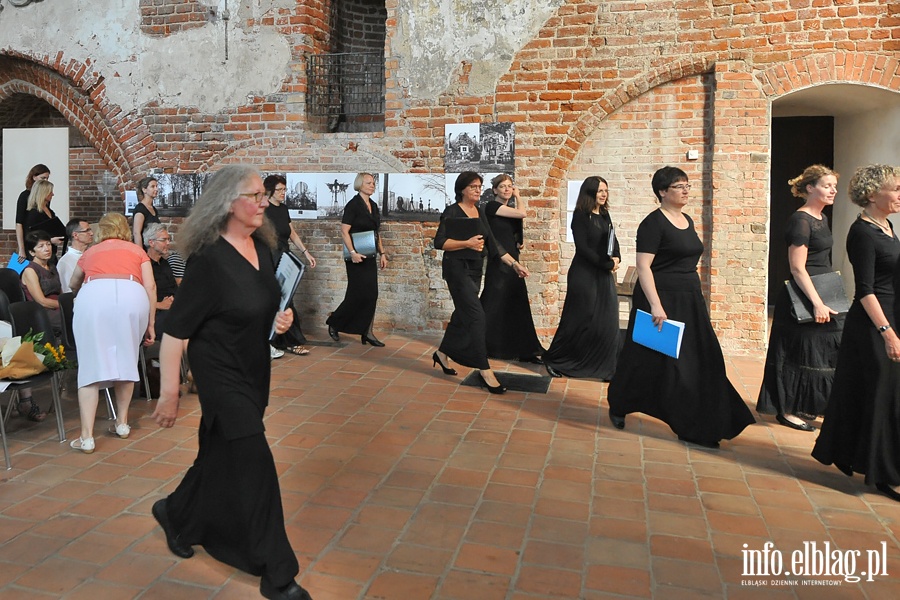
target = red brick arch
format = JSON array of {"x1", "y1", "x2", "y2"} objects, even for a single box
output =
[
  {"x1": 0, "y1": 52, "x2": 157, "y2": 189},
  {"x1": 755, "y1": 52, "x2": 900, "y2": 98}
]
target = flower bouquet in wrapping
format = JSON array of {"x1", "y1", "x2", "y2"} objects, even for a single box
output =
[{"x1": 0, "y1": 329, "x2": 73, "y2": 379}]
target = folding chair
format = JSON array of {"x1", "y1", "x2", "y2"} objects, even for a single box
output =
[{"x1": 0, "y1": 268, "x2": 26, "y2": 304}]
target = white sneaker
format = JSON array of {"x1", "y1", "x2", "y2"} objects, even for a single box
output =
[
  {"x1": 109, "y1": 423, "x2": 131, "y2": 439},
  {"x1": 270, "y1": 345, "x2": 285, "y2": 360},
  {"x1": 70, "y1": 437, "x2": 95, "y2": 454}
]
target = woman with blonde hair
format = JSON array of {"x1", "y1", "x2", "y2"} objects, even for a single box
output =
[
  {"x1": 15, "y1": 163, "x2": 51, "y2": 260},
  {"x1": 68, "y1": 212, "x2": 156, "y2": 453},
  {"x1": 150, "y1": 166, "x2": 310, "y2": 600},
  {"x1": 25, "y1": 179, "x2": 66, "y2": 255},
  {"x1": 757, "y1": 165, "x2": 842, "y2": 431},
  {"x1": 814, "y1": 164, "x2": 900, "y2": 502}
]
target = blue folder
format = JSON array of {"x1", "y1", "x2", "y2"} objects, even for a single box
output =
[
  {"x1": 6, "y1": 253, "x2": 28, "y2": 274},
  {"x1": 632, "y1": 309, "x2": 685, "y2": 359}
]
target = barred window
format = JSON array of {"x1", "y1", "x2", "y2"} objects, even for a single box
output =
[{"x1": 307, "y1": 52, "x2": 385, "y2": 133}]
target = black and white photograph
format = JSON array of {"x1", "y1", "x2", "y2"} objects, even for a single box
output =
[
  {"x1": 148, "y1": 173, "x2": 211, "y2": 217},
  {"x1": 289, "y1": 172, "x2": 376, "y2": 219},
  {"x1": 479, "y1": 122, "x2": 515, "y2": 173},
  {"x1": 380, "y1": 173, "x2": 447, "y2": 221},
  {"x1": 444, "y1": 123, "x2": 481, "y2": 173},
  {"x1": 283, "y1": 172, "x2": 320, "y2": 219}
]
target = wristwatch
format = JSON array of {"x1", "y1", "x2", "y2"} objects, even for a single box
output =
[{"x1": 878, "y1": 324, "x2": 892, "y2": 333}]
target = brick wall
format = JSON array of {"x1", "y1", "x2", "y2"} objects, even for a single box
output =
[
  {"x1": 139, "y1": 0, "x2": 208, "y2": 37},
  {"x1": 4, "y1": 0, "x2": 900, "y2": 352}
]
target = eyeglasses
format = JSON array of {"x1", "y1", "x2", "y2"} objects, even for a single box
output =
[
  {"x1": 669, "y1": 184, "x2": 692, "y2": 191},
  {"x1": 467, "y1": 184, "x2": 483, "y2": 191},
  {"x1": 152, "y1": 237, "x2": 171, "y2": 243},
  {"x1": 74, "y1": 229, "x2": 93, "y2": 235},
  {"x1": 238, "y1": 192, "x2": 267, "y2": 202},
  {"x1": 274, "y1": 186, "x2": 287, "y2": 193}
]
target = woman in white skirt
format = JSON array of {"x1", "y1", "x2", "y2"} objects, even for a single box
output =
[{"x1": 69, "y1": 212, "x2": 156, "y2": 453}]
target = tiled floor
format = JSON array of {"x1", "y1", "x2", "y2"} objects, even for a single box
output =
[{"x1": 2, "y1": 333, "x2": 900, "y2": 599}]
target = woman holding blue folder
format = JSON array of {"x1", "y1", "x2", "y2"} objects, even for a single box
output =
[
  {"x1": 432, "y1": 172, "x2": 530, "y2": 394},
  {"x1": 608, "y1": 166, "x2": 754, "y2": 448}
]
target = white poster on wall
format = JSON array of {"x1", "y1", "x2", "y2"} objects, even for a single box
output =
[{"x1": 2, "y1": 127, "x2": 70, "y2": 232}]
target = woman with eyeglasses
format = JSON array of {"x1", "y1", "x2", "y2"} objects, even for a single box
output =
[
  {"x1": 608, "y1": 166, "x2": 754, "y2": 448},
  {"x1": 543, "y1": 176, "x2": 620, "y2": 380},
  {"x1": 757, "y1": 165, "x2": 843, "y2": 432},
  {"x1": 432, "y1": 171, "x2": 530, "y2": 393},
  {"x1": 150, "y1": 166, "x2": 311, "y2": 600},
  {"x1": 478, "y1": 174, "x2": 545, "y2": 364},
  {"x1": 132, "y1": 176, "x2": 161, "y2": 247},
  {"x1": 326, "y1": 172, "x2": 388, "y2": 347},
  {"x1": 264, "y1": 174, "x2": 316, "y2": 356}
]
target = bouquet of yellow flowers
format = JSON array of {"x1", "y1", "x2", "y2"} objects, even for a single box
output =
[{"x1": 23, "y1": 330, "x2": 74, "y2": 371}]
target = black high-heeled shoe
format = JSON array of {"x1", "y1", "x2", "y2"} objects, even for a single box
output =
[
  {"x1": 876, "y1": 483, "x2": 900, "y2": 502},
  {"x1": 479, "y1": 372, "x2": 507, "y2": 394},
  {"x1": 362, "y1": 334, "x2": 385, "y2": 347},
  {"x1": 327, "y1": 323, "x2": 340, "y2": 342},
  {"x1": 432, "y1": 352, "x2": 457, "y2": 375},
  {"x1": 609, "y1": 411, "x2": 625, "y2": 430}
]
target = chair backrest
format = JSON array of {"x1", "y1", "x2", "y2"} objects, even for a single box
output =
[
  {"x1": 9, "y1": 301, "x2": 58, "y2": 346},
  {"x1": 0, "y1": 268, "x2": 25, "y2": 304},
  {"x1": 0, "y1": 289, "x2": 12, "y2": 324},
  {"x1": 57, "y1": 292, "x2": 76, "y2": 350}
]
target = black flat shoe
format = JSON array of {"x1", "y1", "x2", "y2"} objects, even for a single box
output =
[
  {"x1": 152, "y1": 499, "x2": 194, "y2": 559},
  {"x1": 327, "y1": 324, "x2": 340, "y2": 342},
  {"x1": 836, "y1": 463, "x2": 854, "y2": 477},
  {"x1": 677, "y1": 435, "x2": 720, "y2": 449},
  {"x1": 362, "y1": 334, "x2": 385, "y2": 347},
  {"x1": 432, "y1": 352, "x2": 457, "y2": 375},
  {"x1": 876, "y1": 483, "x2": 900, "y2": 502},
  {"x1": 479, "y1": 373, "x2": 507, "y2": 394},
  {"x1": 518, "y1": 356, "x2": 543, "y2": 365},
  {"x1": 545, "y1": 364, "x2": 563, "y2": 378},
  {"x1": 609, "y1": 411, "x2": 625, "y2": 430},
  {"x1": 776, "y1": 414, "x2": 815, "y2": 432},
  {"x1": 260, "y1": 578, "x2": 314, "y2": 600},
  {"x1": 796, "y1": 411, "x2": 818, "y2": 421}
]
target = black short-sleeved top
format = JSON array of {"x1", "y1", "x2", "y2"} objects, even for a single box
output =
[
  {"x1": 847, "y1": 216, "x2": 900, "y2": 301},
  {"x1": 434, "y1": 202, "x2": 507, "y2": 262},
  {"x1": 265, "y1": 201, "x2": 293, "y2": 253},
  {"x1": 16, "y1": 189, "x2": 30, "y2": 226},
  {"x1": 163, "y1": 236, "x2": 279, "y2": 440},
  {"x1": 342, "y1": 194, "x2": 381, "y2": 235},
  {"x1": 785, "y1": 211, "x2": 833, "y2": 276},
  {"x1": 132, "y1": 203, "x2": 160, "y2": 235},
  {"x1": 636, "y1": 209, "x2": 704, "y2": 274},
  {"x1": 151, "y1": 256, "x2": 178, "y2": 300},
  {"x1": 485, "y1": 200, "x2": 523, "y2": 260},
  {"x1": 25, "y1": 208, "x2": 66, "y2": 238}
]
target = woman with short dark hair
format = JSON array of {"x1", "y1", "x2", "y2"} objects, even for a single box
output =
[{"x1": 608, "y1": 166, "x2": 754, "y2": 448}]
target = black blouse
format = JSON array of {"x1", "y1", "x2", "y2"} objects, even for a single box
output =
[
  {"x1": 847, "y1": 216, "x2": 900, "y2": 301},
  {"x1": 636, "y1": 209, "x2": 704, "y2": 274},
  {"x1": 785, "y1": 211, "x2": 833, "y2": 277},
  {"x1": 572, "y1": 209, "x2": 620, "y2": 271},
  {"x1": 265, "y1": 201, "x2": 293, "y2": 253},
  {"x1": 341, "y1": 194, "x2": 381, "y2": 234},
  {"x1": 434, "y1": 203, "x2": 507, "y2": 262},
  {"x1": 485, "y1": 200, "x2": 523, "y2": 260}
]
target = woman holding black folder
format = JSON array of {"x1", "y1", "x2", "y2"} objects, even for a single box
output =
[
  {"x1": 813, "y1": 164, "x2": 900, "y2": 502},
  {"x1": 756, "y1": 165, "x2": 843, "y2": 431},
  {"x1": 608, "y1": 166, "x2": 754, "y2": 448},
  {"x1": 543, "y1": 176, "x2": 620, "y2": 380},
  {"x1": 433, "y1": 171, "x2": 530, "y2": 394},
  {"x1": 326, "y1": 172, "x2": 388, "y2": 346}
]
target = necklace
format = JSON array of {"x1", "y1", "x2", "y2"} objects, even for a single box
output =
[{"x1": 863, "y1": 209, "x2": 891, "y2": 231}]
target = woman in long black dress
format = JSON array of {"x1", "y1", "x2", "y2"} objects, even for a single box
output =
[
  {"x1": 326, "y1": 172, "x2": 388, "y2": 346},
  {"x1": 264, "y1": 174, "x2": 316, "y2": 356},
  {"x1": 608, "y1": 166, "x2": 755, "y2": 448},
  {"x1": 132, "y1": 176, "x2": 161, "y2": 247},
  {"x1": 813, "y1": 164, "x2": 900, "y2": 502},
  {"x1": 151, "y1": 166, "x2": 312, "y2": 600},
  {"x1": 543, "y1": 176, "x2": 620, "y2": 380},
  {"x1": 15, "y1": 163, "x2": 50, "y2": 261},
  {"x1": 479, "y1": 174, "x2": 544, "y2": 362},
  {"x1": 432, "y1": 172, "x2": 530, "y2": 394},
  {"x1": 757, "y1": 165, "x2": 843, "y2": 431}
]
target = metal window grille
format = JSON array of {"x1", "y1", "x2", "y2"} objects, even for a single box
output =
[{"x1": 307, "y1": 52, "x2": 385, "y2": 122}]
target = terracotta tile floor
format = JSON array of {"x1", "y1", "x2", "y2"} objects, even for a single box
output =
[{"x1": 2, "y1": 333, "x2": 900, "y2": 599}]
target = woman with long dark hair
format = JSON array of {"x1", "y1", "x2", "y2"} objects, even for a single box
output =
[
  {"x1": 15, "y1": 163, "x2": 51, "y2": 261},
  {"x1": 432, "y1": 171, "x2": 530, "y2": 394},
  {"x1": 264, "y1": 174, "x2": 316, "y2": 356},
  {"x1": 132, "y1": 176, "x2": 161, "y2": 247},
  {"x1": 543, "y1": 176, "x2": 620, "y2": 380},
  {"x1": 151, "y1": 165, "x2": 312, "y2": 600},
  {"x1": 479, "y1": 174, "x2": 544, "y2": 362},
  {"x1": 326, "y1": 172, "x2": 388, "y2": 346},
  {"x1": 757, "y1": 165, "x2": 842, "y2": 431},
  {"x1": 608, "y1": 166, "x2": 754, "y2": 448}
]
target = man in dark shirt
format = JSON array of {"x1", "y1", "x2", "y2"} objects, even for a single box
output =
[{"x1": 143, "y1": 223, "x2": 178, "y2": 332}]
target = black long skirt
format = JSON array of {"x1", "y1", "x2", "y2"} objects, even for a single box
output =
[
  {"x1": 480, "y1": 256, "x2": 544, "y2": 360},
  {"x1": 271, "y1": 297, "x2": 307, "y2": 347},
  {"x1": 327, "y1": 258, "x2": 378, "y2": 335},
  {"x1": 756, "y1": 285, "x2": 842, "y2": 417},
  {"x1": 543, "y1": 256, "x2": 619, "y2": 379},
  {"x1": 608, "y1": 272, "x2": 755, "y2": 443},
  {"x1": 167, "y1": 418, "x2": 299, "y2": 587},
  {"x1": 813, "y1": 300, "x2": 900, "y2": 486},
  {"x1": 440, "y1": 258, "x2": 490, "y2": 370}
]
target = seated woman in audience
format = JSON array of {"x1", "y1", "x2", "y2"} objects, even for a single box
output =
[
  {"x1": 20, "y1": 230, "x2": 62, "y2": 332},
  {"x1": 68, "y1": 213, "x2": 156, "y2": 454}
]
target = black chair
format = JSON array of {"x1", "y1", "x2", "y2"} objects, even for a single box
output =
[
  {"x1": 57, "y1": 292, "x2": 116, "y2": 420},
  {"x1": 0, "y1": 301, "x2": 66, "y2": 469},
  {"x1": 0, "y1": 268, "x2": 25, "y2": 304},
  {"x1": 0, "y1": 289, "x2": 12, "y2": 324}
]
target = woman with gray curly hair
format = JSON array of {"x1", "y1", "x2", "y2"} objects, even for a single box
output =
[
  {"x1": 150, "y1": 165, "x2": 312, "y2": 600},
  {"x1": 813, "y1": 164, "x2": 900, "y2": 503}
]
